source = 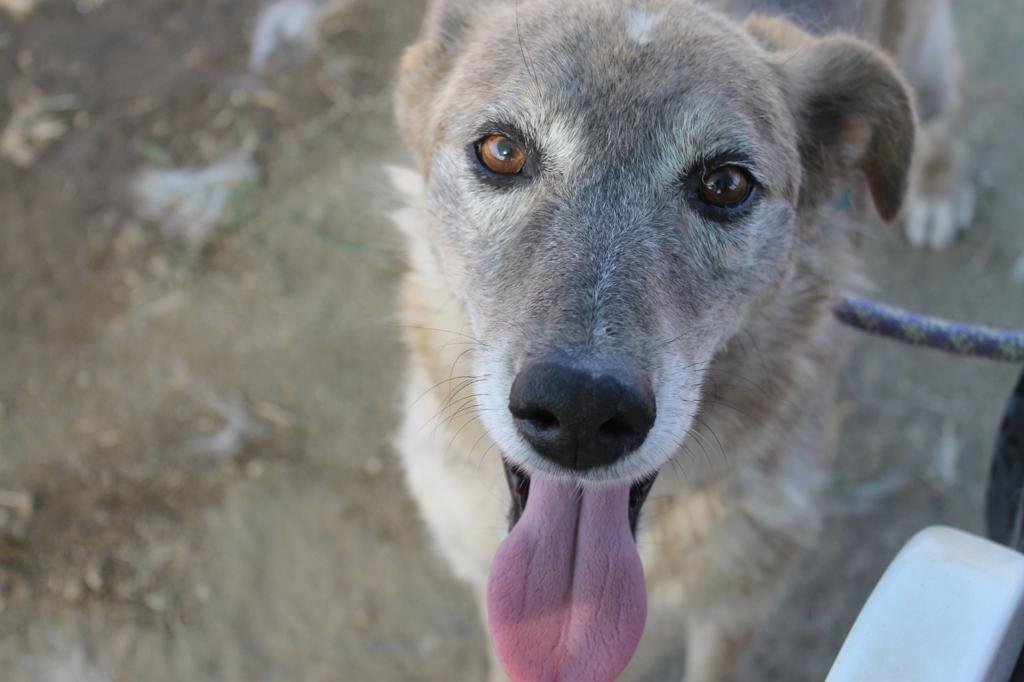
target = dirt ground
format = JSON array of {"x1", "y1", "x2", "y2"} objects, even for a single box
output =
[{"x1": 0, "y1": 1, "x2": 1021, "y2": 680}]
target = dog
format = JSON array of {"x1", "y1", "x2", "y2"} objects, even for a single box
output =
[{"x1": 390, "y1": 1, "x2": 970, "y2": 679}]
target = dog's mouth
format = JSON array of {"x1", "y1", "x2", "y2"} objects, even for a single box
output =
[
  {"x1": 488, "y1": 460, "x2": 657, "y2": 681},
  {"x1": 501, "y1": 459, "x2": 658, "y2": 536}
]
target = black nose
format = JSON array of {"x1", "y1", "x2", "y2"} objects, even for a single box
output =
[{"x1": 508, "y1": 360, "x2": 656, "y2": 471}]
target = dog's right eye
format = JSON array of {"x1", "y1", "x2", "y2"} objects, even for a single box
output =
[
  {"x1": 698, "y1": 165, "x2": 754, "y2": 208},
  {"x1": 476, "y1": 135, "x2": 527, "y2": 175}
]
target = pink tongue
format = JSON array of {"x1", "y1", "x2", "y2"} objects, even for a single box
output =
[{"x1": 486, "y1": 477, "x2": 646, "y2": 682}]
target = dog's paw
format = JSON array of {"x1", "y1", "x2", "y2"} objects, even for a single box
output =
[
  {"x1": 903, "y1": 183, "x2": 975, "y2": 250},
  {"x1": 902, "y1": 122, "x2": 974, "y2": 250}
]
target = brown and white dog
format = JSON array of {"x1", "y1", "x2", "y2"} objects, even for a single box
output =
[{"x1": 390, "y1": 1, "x2": 969, "y2": 679}]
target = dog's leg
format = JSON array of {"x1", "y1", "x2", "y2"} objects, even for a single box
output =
[{"x1": 889, "y1": 0, "x2": 974, "y2": 249}]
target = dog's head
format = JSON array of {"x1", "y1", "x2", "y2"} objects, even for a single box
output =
[{"x1": 397, "y1": 0, "x2": 914, "y2": 484}]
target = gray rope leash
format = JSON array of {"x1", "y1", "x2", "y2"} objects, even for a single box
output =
[{"x1": 835, "y1": 295, "x2": 1024, "y2": 363}]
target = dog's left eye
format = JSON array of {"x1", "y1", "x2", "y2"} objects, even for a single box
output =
[
  {"x1": 698, "y1": 165, "x2": 754, "y2": 208},
  {"x1": 476, "y1": 135, "x2": 527, "y2": 175}
]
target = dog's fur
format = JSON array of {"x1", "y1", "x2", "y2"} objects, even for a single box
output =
[{"x1": 391, "y1": 1, "x2": 968, "y2": 679}]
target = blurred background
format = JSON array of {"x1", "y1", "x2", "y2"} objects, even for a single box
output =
[{"x1": 0, "y1": 1, "x2": 1021, "y2": 680}]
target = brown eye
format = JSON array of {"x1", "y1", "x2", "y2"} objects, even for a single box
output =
[
  {"x1": 698, "y1": 165, "x2": 753, "y2": 208},
  {"x1": 477, "y1": 134, "x2": 527, "y2": 175}
]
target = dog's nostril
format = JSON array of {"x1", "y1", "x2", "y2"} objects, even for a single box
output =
[
  {"x1": 598, "y1": 415, "x2": 634, "y2": 439},
  {"x1": 514, "y1": 407, "x2": 560, "y2": 430}
]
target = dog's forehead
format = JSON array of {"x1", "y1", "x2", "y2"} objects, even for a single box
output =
[
  {"x1": 444, "y1": 1, "x2": 792, "y2": 182},
  {"x1": 456, "y1": 3, "x2": 769, "y2": 100}
]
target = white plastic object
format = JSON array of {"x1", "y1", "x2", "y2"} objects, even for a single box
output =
[{"x1": 827, "y1": 526, "x2": 1024, "y2": 682}]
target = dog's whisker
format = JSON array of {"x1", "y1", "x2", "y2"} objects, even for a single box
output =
[
  {"x1": 690, "y1": 414, "x2": 728, "y2": 464},
  {"x1": 432, "y1": 402, "x2": 500, "y2": 439},
  {"x1": 682, "y1": 427, "x2": 714, "y2": 470},
  {"x1": 441, "y1": 398, "x2": 485, "y2": 426},
  {"x1": 393, "y1": 324, "x2": 489, "y2": 348},
  {"x1": 409, "y1": 374, "x2": 480, "y2": 408},
  {"x1": 436, "y1": 376, "x2": 485, "y2": 409},
  {"x1": 741, "y1": 330, "x2": 772, "y2": 379},
  {"x1": 438, "y1": 338, "x2": 479, "y2": 352},
  {"x1": 668, "y1": 453, "x2": 689, "y2": 484},
  {"x1": 439, "y1": 380, "x2": 484, "y2": 414},
  {"x1": 418, "y1": 396, "x2": 481, "y2": 436},
  {"x1": 470, "y1": 427, "x2": 496, "y2": 463},
  {"x1": 419, "y1": 387, "x2": 481, "y2": 432},
  {"x1": 687, "y1": 398, "x2": 754, "y2": 422},
  {"x1": 444, "y1": 347, "x2": 478, "y2": 395},
  {"x1": 430, "y1": 396, "x2": 484, "y2": 437},
  {"x1": 446, "y1": 414, "x2": 483, "y2": 453},
  {"x1": 670, "y1": 437, "x2": 699, "y2": 472}
]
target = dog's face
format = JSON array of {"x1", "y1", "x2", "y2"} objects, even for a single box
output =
[{"x1": 397, "y1": 0, "x2": 913, "y2": 484}]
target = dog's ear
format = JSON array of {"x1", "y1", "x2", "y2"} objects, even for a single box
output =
[
  {"x1": 745, "y1": 14, "x2": 813, "y2": 52},
  {"x1": 746, "y1": 15, "x2": 916, "y2": 221},
  {"x1": 395, "y1": 1, "x2": 491, "y2": 159}
]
